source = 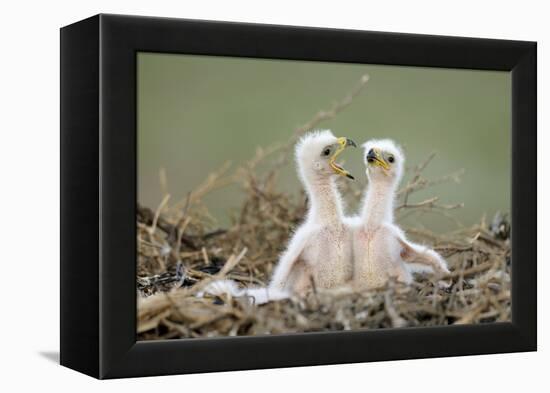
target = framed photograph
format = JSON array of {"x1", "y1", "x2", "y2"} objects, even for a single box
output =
[{"x1": 60, "y1": 14, "x2": 536, "y2": 379}]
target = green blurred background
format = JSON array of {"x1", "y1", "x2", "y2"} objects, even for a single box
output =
[{"x1": 137, "y1": 53, "x2": 511, "y2": 232}]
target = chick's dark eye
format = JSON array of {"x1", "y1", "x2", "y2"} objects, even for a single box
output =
[
  {"x1": 388, "y1": 156, "x2": 395, "y2": 163},
  {"x1": 323, "y1": 148, "x2": 331, "y2": 156}
]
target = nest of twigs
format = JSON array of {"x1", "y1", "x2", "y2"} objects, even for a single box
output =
[{"x1": 136, "y1": 75, "x2": 511, "y2": 340}]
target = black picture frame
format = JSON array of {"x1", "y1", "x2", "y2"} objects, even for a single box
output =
[{"x1": 60, "y1": 14, "x2": 537, "y2": 379}]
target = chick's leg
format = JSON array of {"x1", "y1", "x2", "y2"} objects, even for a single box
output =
[{"x1": 288, "y1": 261, "x2": 313, "y2": 296}]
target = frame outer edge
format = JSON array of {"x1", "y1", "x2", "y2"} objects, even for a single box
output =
[
  {"x1": 60, "y1": 15, "x2": 101, "y2": 378},
  {"x1": 84, "y1": 14, "x2": 537, "y2": 379}
]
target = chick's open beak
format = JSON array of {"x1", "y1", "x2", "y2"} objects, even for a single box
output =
[
  {"x1": 366, "y1": 148, "x2": 390, "y2": 170},
  {"x1": 330, "y1": 137, "x2": 357, "y2": 180}
]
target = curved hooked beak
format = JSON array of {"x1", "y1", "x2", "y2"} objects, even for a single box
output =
[
  {"x1": 330, "y1": 137, "x2": 357, "y2": 180},
  {"x1": 366, "y1": 148, "x2": 390, "y2": 170}
]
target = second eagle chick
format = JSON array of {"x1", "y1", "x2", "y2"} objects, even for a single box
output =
[{"x1": 349, "y1": 139, "x2": 450, "y2": 289}]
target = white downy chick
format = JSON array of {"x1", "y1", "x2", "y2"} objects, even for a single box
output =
[
  {"x1": 269, "y1": 130, "x2": 357, "y2": 294},
  {"x1": 201, "y1": 130, "x2": 357, "y2": 304},
  {"x1": 350, "y1": 139, "x2": 450, "y2": 289}
]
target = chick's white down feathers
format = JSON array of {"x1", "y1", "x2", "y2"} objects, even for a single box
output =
[
  {"x1": 203, "y1": 130, "x2": 354, "y2": 304},
  {"x1": 270, "y1": 130, "x2": 354, "y2": 291},
  {"x1": 201, "y1": 135, "x2": 448, "y2": 303},
  {"x1": 349, "y1": 139, "x2": 449, "y2": 289}
]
